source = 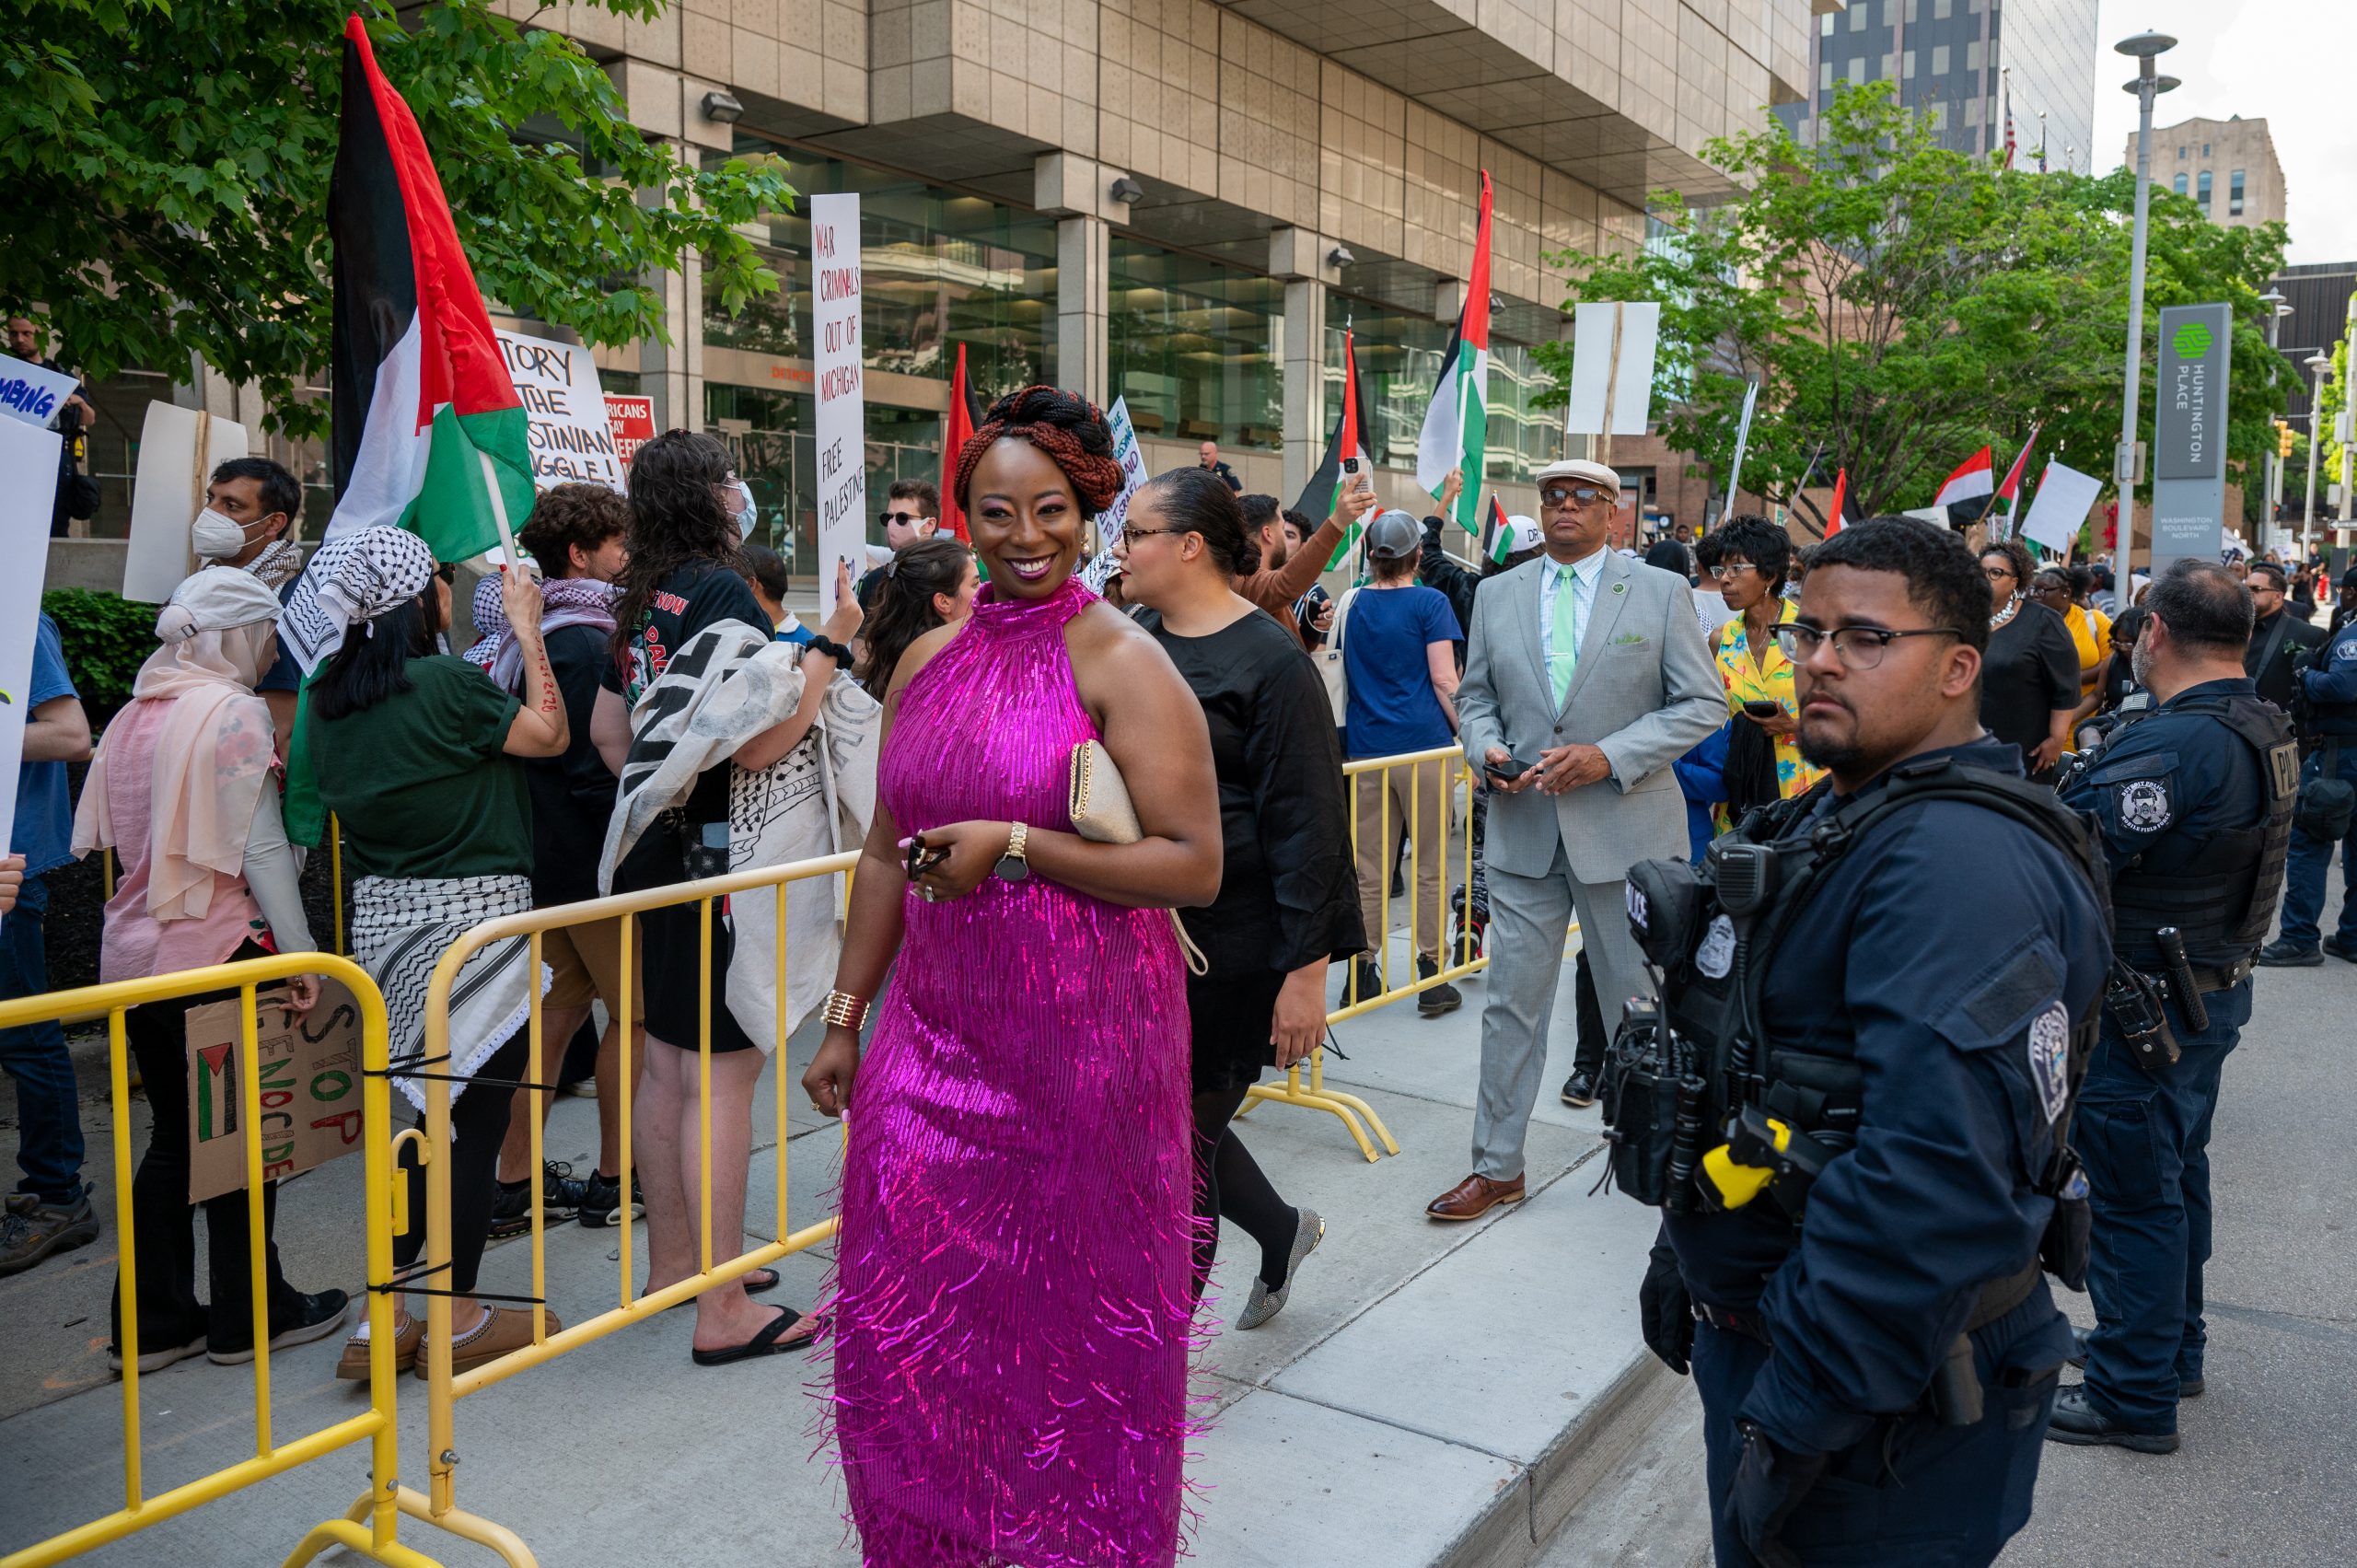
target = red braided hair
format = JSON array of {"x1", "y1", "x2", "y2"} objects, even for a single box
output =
[{"x1": 952, "y1": 385, "x2": 1126, "y2": 516}]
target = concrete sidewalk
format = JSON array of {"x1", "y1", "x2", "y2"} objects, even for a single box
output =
[{"x1": 0, "y1": 936, "x2": 1677, "y2": 1567}]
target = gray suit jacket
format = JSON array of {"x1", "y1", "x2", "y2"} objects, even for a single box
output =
[{"x1": 1457, "y1": 550, "x2": 1726, "y2": 884}]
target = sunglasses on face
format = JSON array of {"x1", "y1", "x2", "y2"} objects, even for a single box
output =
[
  {"x1": 1540, "y1": 484, "x2": 1610, "y2": 508},
  {"x1": 880, "y1": 510, "x2": 925, "y2": 527}
]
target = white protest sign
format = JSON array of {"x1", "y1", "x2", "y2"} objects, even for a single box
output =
[
  {"x1": 1079, "y1": 397, "x2": 1149, "y2": 593},
  {"x1": 811, "y1": 192, "x2": 865, "y2": 621},
  {"x1": 494, "y1": 330, "x2": 623, "y2": 492},
  {"x1": 2019, "y1": 460, "x2": 2103, "y2": 556},
  {"x1": 122, "y1": 401, "x2": 251, "y2": 604},
  {"x1": 0, "y1": 420, "x2": 63, "y2": 849},
  {"x1": 0, "y1": 353, "x2": 80, "y2": 430},
  {"x1": 1563, "y1": 301, "x2": 1661, "y2": 437}
]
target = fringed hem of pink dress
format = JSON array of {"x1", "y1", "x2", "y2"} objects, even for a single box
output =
[{"x1": 821, "y1": 575, "x2": 1202, "y2": 1567}]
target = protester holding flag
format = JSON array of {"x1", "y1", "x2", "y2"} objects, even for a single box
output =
[
  {"x1": 853, "y1": 535, "x2": 979, "y2": 699},
  {"x1": 1119, "y1": 467, "x2": 1363, "y2": 1329},
  {"x1": 1237, "y1": 482, "x2": 1376, "y2": 648},
  {"x1": 1978, "y1": 540, "x2": 2080, "y2": 779},
  {"x1": 71, "y1": 568, "x2": 345, "y2": 1371}
]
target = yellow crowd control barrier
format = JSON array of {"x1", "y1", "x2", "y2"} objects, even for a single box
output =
[
  {"x1": 0, "y1": 955, "x2": 434, "y2": 1568},
  {"x1": 332, "y1": 851, "x2": 858, "y2": 1568},
  {"x1": 1238, "y1": 745, "x2": 1490, "y2": 1162}
]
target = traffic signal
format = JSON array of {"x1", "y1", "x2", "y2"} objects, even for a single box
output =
[{"x1": 2279, "y1": 420, "x2": 2296, "y2": 459}]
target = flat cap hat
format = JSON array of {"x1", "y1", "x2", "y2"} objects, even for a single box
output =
[{"x1": 1533, "y1": 457, "x2": 1622, "y2": 492}]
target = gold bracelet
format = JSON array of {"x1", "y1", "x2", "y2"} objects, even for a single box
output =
[{"x1": 821, "y1": 990, "x2": 869, "y2": 1031}]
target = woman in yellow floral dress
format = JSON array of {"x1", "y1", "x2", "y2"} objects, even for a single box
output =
[{"x1": 1708, "y1": 516, "x2": 1824, "y2": 828}]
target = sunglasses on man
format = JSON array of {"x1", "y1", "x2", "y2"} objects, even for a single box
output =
[
  {"x1": 1539, "y1": 484, "x2": 1611, "y2": 508},
  {"x1": 880, "y1": 509, "x2": 927, "y2": 527}
]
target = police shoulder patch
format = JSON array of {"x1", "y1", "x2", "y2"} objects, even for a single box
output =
[
  {"x1": 2117, "y1": 777, "x2": 2171, "y2": 831},
  {"x1": 2027, "y1": 1004, "x2": 2070, "y2": 1124}
]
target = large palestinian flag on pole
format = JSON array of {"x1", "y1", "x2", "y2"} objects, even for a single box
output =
[
  {"x1": 288, "y1": 13, "x2": 531, "y2": 669},
  {"x1": 1295, "y1": 329, "x2": 1373, "y2": 571},
  {"x1": 1416, "y1": 168, "x2": 1492, "y2": 539}
]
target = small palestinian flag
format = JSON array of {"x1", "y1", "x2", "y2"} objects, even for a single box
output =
[
  {"x1": 1296, "y1": 329, "x2": 1373, "y2": 571},
  {"x1": 293, "y1": 14, "x2": 531, "y2": 667},
  {"x1": 1480, "y1": 494, "x2": 1514, "y2": 565},
  {"x1": 937, "y1": 342, "x2": 983, "y2": 541},
  {"x1": 1823, "y1": 467, "x2": 1851, "y2": 538},
  {"x1": 1416, "y1": 169, "x2": 1492, "y2": 538}
]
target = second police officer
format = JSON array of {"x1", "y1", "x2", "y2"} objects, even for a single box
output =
[
  {"x1": 1607, "y1": 518, "x2": 2110, "y2": 1566},
  {"x1": 2049, "y1": 560, "x2": 2297, "y2": 1453}
]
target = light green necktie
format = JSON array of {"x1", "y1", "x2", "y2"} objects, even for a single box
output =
[{"x1": 1549, "y1": 562, "x2": 1580, "y2": 709}]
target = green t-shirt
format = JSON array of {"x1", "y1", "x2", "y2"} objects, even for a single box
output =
[{"x1": 310, "y1": 655, "x2": 533, "y2": 881}]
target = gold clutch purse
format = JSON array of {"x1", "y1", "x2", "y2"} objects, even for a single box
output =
[{"x1": 1067, "y1": 739, "x2": 1208, "y2": 975}]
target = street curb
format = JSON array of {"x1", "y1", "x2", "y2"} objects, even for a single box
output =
[{"x1": 1434, "y1": 1351, "x2": 1683, "y2": 1568}]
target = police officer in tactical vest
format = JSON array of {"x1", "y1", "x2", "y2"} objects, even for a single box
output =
[
  {"x1": 1606, "y1": 518, "x2": 2110, "y2": 1566},
  {"x1": 2047, "y1": 559, "x2": 2295, "y2": 1453}
]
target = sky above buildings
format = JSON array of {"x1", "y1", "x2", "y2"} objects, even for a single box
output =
[{"x1": 2091, "y1": 0, "x2": 2356, "y2": 265}]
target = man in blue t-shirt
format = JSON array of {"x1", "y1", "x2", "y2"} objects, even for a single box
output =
[
  {"x1": 1339, "y1": 509, "x2": 1464, "y2": 1017},
  {"x1": 0, "y1": 613, "x2": 99, "y2": 1275}
]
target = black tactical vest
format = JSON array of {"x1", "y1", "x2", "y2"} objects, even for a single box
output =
[{"x1": 2105, "y1": 694, "x2": 2297, "y2": 968}]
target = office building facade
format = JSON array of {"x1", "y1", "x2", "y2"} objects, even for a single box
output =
[{"x1": 2130, "y1": 115, "x2": 2286, "y2": 233}]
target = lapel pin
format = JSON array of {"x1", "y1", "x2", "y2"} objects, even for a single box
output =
[{"x1": 1611, "y1": 581, "x2": 1625, "y2": 594}]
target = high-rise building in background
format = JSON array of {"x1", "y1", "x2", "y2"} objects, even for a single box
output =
[
  {"x1": 1781, "y1": 0, "x2": 2097, "y2": 169},
  {"x1": 2128, "y1": 116, "x2": 2287, "y2": 232}
]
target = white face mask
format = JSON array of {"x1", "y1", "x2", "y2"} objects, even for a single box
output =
[
  {"x1": 731, "y1": 481, "x2": 759, "y2": 540},
  {"x1": 192, "y1": 506, "x2": 256, "y2": 560}
]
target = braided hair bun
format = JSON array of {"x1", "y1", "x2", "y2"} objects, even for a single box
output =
[{"x1": 953, "y1": 385, "x2": 1125, "y2": 515}]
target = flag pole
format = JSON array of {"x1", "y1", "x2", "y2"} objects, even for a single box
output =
[{"x1": 475, "y1": 448, "x2": 522, "y2": 568}]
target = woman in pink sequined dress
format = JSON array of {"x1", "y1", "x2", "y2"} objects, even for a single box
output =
[{"x1": 806, "y1": 387, "x2": 1223, "y2": 1567}]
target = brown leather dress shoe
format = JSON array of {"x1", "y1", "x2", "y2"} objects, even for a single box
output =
[{"x1": 1425, "y1": 1172, "x2": 1526, "y2": 1221}]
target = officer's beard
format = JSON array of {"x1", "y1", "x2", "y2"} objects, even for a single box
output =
[
  {"x1": 1795, "y1": 726, "x2": 1864, "y2": 775},
  {"x1": 2130, "y1": 633, "x2": 2155, "y2": 691}
]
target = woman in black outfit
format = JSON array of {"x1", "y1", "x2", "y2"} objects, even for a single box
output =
[
  {"x1": 1977, "y1": 539, "x2": 2080, "y2": 781},
  {"x1": 1116, "y1": 468, "x2": 1364, "y2": 1330}
]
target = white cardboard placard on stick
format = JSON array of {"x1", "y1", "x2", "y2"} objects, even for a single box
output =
[
  {"x1": 495, "y1": 330, "x2": 623, "y2": 492},
  {"x1": 0, "y1": 420, "x2": 64, "y2": 850},
  {"x1": 2019, "y1": 460, "x2": 2103, "y2": 556},
  {"x1": 811, "y1": 192, "x2": 865, "y2": 621},
  {"x1": 122, "y1": 401, "x2": 250, "y2": 605},
  {"x1": 1079, "y1": 397, "x2": 1148, "y2": 593},
  {"x1": 1563, "y1": 302, "x2": 1662, "y2": 437},
  {"x1": 0, "y1": 353, "x2": 81, "y2": 430}
]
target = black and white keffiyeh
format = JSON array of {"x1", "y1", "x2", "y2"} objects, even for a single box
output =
[
  {"x1": 277, "y1": 526, "x2": 437, "y2": 675},
  {"x1": 352, "y1": 873, "x2": 548, "y2": 1111}
]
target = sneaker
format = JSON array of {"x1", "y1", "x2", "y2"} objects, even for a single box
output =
[
  {"x1": 0, "y1": 1190, "x2": 100, "y2": 1278},
  {"x1": 2257, "y1": 938, "x2": 2323, "y2": 968},
  {"x1": 1415, "y1": 954, "x2": 1462, "y2": 1017},
  {"x1": 1448, "y1": 889, "x2": 1488, "y2": 962},
  {"x1": 335, "y1": 1313, "x2": 425, "y2": 1381},
  {"x1": 208, "y1": 1289, "x2": 353, "y2": 1365},
  {"x1": 575, "y1": 1170, "x2": 644, "y2": 1229},
  {"x1": 488, "y1": 1161, "x2": 589, "y2": 1238},
  {"x1": 413, "y1": 1305, "x2": 563, "y2": 1379},
  {"x1": 2323, "y1": 935, "x2": 2357, "y2": 964},
  {"x1": 107, "y1": 1333, "x2": 210, "y2": 1374}
]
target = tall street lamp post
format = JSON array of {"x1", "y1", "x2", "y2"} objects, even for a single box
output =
[
  {"x1": 2305, "y1": 352, "x2": 2332, "y2": 566},
  {"x1": 2116, "y1": 31, "x2": 2178, "y2": 577},
  {"x1": 2261, "y1": 289, "x2": 2288, "y2": 550}
]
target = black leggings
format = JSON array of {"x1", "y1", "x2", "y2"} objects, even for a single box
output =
[
  {"x1": 392, "y1": 1028, "x2": 528, "y2": 1296},
  {"x1": 1190, "y1": 1086, "x2": 1299, "y2": 1304}
]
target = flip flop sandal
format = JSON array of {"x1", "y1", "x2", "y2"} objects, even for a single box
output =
[{"x1": 691, "y1": 1306, "x2": 818, "y2": 1366}]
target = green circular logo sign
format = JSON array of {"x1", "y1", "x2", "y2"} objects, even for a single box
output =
[{"x1": 2173, "y1": 321, "x2": 2214, "y2": 359}]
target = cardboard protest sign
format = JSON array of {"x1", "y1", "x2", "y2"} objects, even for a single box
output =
[
  {"x1": 605, "y1": 394, "x2": 656, "y2": 471},
  {"x1": 185, "y1": 976, "x2": 367, "y2": 1203},
  {"x1": 811, "y1": 192, "x2": 865, "y2": 621},
  {"x1": 0, "y1": 418, "x2": 63, "y2": 848},
  {"x1": 1079, "y1": 397, "x2": 1149, "y2": 593},
  {"x1": 2020, "y1": 461, "x2": 2104, "y2": 557},
  {"x1": 1564, "y1": 302, "x2": 1661, "y2": 437},
  {"x1": 0, "y1": 352, "x2": 81, "y2": 430},
  {"x1": 495, "y1": 330, "x2": 623, "y2": 492},
  {"x1": 122, "y1": 401, "x2": 252, "y2": 605}
]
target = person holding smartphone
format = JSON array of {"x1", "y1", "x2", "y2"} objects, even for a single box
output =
[{"x1": 1709, "y1": 515, "x2": 1824, "y2": 825}]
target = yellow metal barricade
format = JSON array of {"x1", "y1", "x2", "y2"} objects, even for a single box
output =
[
  {"x1": 1238, "y1": 745, "x2": 1491, "y2": 1162},
  {"x1": 0, "y1": 956, "x2": 434, "y2": 1568},
  {"x1": 346, "y1": 852, "x2": 856, "y2": 1568}
]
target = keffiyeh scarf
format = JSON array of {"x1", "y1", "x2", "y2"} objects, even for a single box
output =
[
  {"x1": 352, "y1": 873, "x2": 549, "y2": 1112},
  {"x1": 465, "y1": 574, "x2": 620, "y2": 692},
  {"x1": 276, "y1": 526, "x2": 436, "y2": 674}
]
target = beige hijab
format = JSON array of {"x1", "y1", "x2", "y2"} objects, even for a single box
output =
[{"x1": 75, "y1": 569, "x2": 284, "y2": 922}]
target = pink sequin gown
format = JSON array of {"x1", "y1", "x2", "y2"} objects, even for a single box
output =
[{"x1": 830, "y1": 575, "x2": 1196, "y2": 1567}]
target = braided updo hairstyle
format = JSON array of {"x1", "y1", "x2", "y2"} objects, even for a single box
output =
[{"x1": 951, "y1": 385, "x2": 1125, "y2": 515}]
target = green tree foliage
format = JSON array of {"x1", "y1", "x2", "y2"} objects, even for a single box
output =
[
  {"x1": 3, "y1": 0, "x2": 795, "y2": 437},
  {"x1": 1535, "y1": 84, "x2": 2289, "y2": 534},
  {"x1": 41, "y1": 587, "x2": 161, "y2": 721}
]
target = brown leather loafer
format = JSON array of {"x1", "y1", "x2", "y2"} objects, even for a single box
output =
[{"x1": 1425, "y1": 1172, "x2": 1526, "y2": 1221}]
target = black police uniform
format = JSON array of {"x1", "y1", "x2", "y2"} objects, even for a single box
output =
[
  {"x1": 2056, "y1": 677, "x2": 2293, "y2": 1444},
  {"x1": 1633, "y1": 738, "x2": 2109, "y2": 1566},
  {"x1": 2272, "y1": 613, "x2": 2357, "y2": 951}
]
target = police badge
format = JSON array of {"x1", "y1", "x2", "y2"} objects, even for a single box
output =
[
  {"x1": 2118, "y1": 778, "x2": 2171, "y2": 831},
  {"x1": 2028, "y1": 1004, "x2": 2070, "y2": 1124}
]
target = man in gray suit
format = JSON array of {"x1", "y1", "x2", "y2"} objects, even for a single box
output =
[{"x1": 1427, "y1": 458, "x2": 1725, "y2": 1220}]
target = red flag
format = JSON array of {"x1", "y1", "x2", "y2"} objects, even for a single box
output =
[
  {"x1": 1933, "y1": 446, "x2": 1994, "y2": 508},
  {"x1": 938, "y1": 343, "x2": 980, "y2": 541},
  {"x1": 1824, "y1": 468, "x2": 1849, "y2": 537},
  {"x1": 1993, "y1": 432, "x2": 2036, "y2": 504}
]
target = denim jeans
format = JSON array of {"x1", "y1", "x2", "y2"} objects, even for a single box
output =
[
  {"x1": 2073, "y1": 978, "x2": 2253, "y2": 1432},
  {"x1": 0, "y1": 875, "x2": 84, "y2": 1206},
  {"x1": 2276, "y1": 747, "x2": 2357, "y2": 947}
]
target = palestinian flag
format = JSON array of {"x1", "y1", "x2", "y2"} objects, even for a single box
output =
[
  {"x1": 1416, "y1": 169, "x2": 1492, "y2": 537},
  {"x1": 1823, "y1": 467, "x2": 1850, "y2": 538},
  {"x1": 1480, "y1": 494, "x2": 1515, "y2": 565},
  {"x1": 937, "y1": 342, "x2": 982, "y2": 541},
  {"x1": 1296, "y1": 329, "x2": 1373, "y2": 571},
  {"x1": 1933, "y1": 446, "x2": 1994, "y2": 509},
  {"x1": 318, "y1": 14, "x2": 530, "y2": 600}
]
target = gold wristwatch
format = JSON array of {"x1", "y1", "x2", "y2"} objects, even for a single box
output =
[{"x1": 993, "y1": 820, "x2": 1031, "y2": 882}]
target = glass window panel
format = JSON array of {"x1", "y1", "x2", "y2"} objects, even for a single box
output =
[{"x1": 1108, "y1": 238, "x2": 1284, "y2": 450}]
